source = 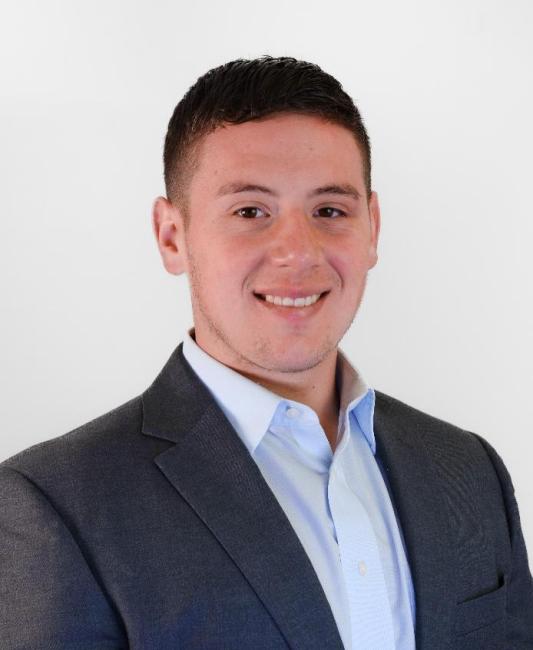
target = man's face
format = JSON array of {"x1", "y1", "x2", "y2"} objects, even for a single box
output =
[{"x1": 160, "y1": 113, "x2": 380, "y2": 376}]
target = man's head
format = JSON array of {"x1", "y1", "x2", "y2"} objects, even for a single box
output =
[
  {"x1": 154, "y1": 57, "x2": 380, "y2": 380},
  {"x1": 163, "y1": 56, "x2": 372, "y2": 218}
]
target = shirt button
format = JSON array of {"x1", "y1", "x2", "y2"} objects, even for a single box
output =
[
  {"x1": 285, "y1": 407, "x2": 300, "y2": 419},
  {"x1": 358, "y1": 561, "x2": 367, "y2": 576}
]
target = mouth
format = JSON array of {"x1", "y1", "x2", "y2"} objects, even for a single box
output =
[{"x1": 253, "y1": 291, "x2": 329, "y2": 308}]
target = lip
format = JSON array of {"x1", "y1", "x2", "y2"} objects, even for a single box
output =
[
  {"x1": 253, "y1": 290, "x2": 329, "y2": 321},
  {"x1": 253, "y1": 289, "x2": 330, "y2": 300}
]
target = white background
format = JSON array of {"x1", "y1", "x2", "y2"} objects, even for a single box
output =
[{"x1": 1, "y1": 0, "x2": 532, "y2": 556}]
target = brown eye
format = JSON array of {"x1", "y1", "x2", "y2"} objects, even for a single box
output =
[
  {"x1": 235, "y1": 207, "x2": 267, "y2": 219},
  {"x1": 316, "y1": 207, "x2": 347, "y2": 218}
]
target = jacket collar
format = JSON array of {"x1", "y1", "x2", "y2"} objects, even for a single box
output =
[
  {"x1": 141, "y1": 344, "x2": 344, "y2": 650},
  {"x1": 374, "y1": 391, "x2": 456, "y2": 648}
]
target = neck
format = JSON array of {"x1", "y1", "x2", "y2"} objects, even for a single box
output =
[
  {"x1": 200, "y1": 335, "x2": 341, "y2": 450},
  {"x1": 241, "y1": 358, "x2": 339, "y2": 431},
  {"x1": 243, "y1": 361, "x2": 340, "y2": 451}
]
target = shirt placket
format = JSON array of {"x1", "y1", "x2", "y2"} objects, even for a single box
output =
[{"x1": 328, "y1": 424, "x2": 396, "y2": 650}]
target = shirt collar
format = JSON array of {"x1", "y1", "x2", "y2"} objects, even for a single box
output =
[
  {"x1": 182, "y1": 330, "x2": 281, "y2": 456},
  {"x1": 336, "y1": 348, "x2": 376, "y2": 454},
  {"x1": 182, "y1": 329, "x2": 376, "y2": 455}
]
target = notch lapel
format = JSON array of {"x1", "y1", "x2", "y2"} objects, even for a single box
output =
[
  {"x1": 374, "y1": 392, "x2": 456, "y2": 649},
  {"x1": 142, "y1": 346, "x2": 343, "y2": 650}
]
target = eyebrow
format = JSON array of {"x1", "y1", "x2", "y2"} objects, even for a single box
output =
[{"x1": 216, "y1": 181, "x2": 361, "y2": 201}]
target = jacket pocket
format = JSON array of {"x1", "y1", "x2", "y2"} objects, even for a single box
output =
[{"x1": 454, "y1": 576, "x2": 507, "y2": 636}]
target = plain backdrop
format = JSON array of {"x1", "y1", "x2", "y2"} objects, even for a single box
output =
[{"x1": 1, "y1": 0, "x2": 532, "y2": 557}]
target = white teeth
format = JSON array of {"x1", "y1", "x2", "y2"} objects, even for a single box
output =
[{"x1": 264, "y1": 293, "x2": 322, "y2": 307}]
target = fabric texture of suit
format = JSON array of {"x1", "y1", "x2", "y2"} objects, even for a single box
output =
[{"x1": 1, "y1": 344, "x2": 532, "y2": 649}]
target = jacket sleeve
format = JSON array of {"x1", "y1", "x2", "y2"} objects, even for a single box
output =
[
  {"x1": 474, "y1": 435, "x2": 533, "y2": 647},
  {"x1": 0, "y1": 466, "x2": 127, "y2": 649}
]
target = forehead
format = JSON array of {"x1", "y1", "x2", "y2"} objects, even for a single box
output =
[{"x1": 191, "y1": 113, "x2": 365, "y2": 190}]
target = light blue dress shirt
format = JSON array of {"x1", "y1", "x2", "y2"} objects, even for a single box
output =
[{"x1": 183, "y1": 332, "x2": 416, "y2": 650}]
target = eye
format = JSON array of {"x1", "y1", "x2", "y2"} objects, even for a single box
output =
[
  {"x1": 315, "y1": 206, "x2": 347, "y2": 219},
  {"x1": 234, "y1": 206, "x2": 268, "y2": 219}
]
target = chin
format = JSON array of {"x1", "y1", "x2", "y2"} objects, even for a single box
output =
[{"x1": 253, "y1": 342, "x2": 334, "y2": 375}]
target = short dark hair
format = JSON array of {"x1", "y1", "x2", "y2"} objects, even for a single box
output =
[{"x1": 163, "y1": 56, "x2": 372, "y2": 214}]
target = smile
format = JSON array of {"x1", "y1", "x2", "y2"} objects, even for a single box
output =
[
  {"x1": 255, "y1": 292, "x2": 326, "y2": 307},
  {"x1": 265, "y1": 293, "x2": 320, "y2": 307}
]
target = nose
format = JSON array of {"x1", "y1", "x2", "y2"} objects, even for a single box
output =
[{"x1": 268, "y1": 209, "x2": 323, "y2": 269}]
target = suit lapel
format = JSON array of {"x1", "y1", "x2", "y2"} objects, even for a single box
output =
[
  {"x1": 142, "y1": 345, "x2": 343, "y2": 650},
  {"x1": 374, "y1": 392, "x2": 456, "y2": 649}
]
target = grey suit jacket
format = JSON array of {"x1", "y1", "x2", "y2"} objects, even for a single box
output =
[{"x1": 1, "y1": 344, "x2": 532, "y2": 649}]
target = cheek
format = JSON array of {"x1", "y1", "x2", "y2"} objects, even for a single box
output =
[
  {"x1": 195, "y1": 252, "x2": 254, "y2": 302},
  {"x1": 328, "y1": 243, "x2": 371, "y2": 284}
]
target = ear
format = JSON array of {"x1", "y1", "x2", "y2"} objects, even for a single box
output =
[
  {"x1": 367, "y1": 191, "x2": 381, "y2": 269},
  {"x1": 152, "y1": 196, "x2": 188, "y2": 276}
]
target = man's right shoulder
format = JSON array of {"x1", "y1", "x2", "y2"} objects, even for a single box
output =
[{"x1": 0, "y1": 396, "x2": 165, "y2": 488}]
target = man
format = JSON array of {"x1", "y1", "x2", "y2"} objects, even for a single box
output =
[{"x1": 1, "y1": 57, "x2": 531, "y2": 649}]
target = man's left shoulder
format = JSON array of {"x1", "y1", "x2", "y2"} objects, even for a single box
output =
[
  {"x1": 373, "y1": 389, "x2": 512, "y2": 491},
  {"x1": 375, "y1": 389, "x2": 495, "y2": 454}
]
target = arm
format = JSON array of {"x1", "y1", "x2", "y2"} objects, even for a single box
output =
[
  {"x1": 474, "y1": 435, "x2": 533, "y2": 646},
  {"x1": 0, "y1": 466, "x2": 127, "y2": 649}
]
